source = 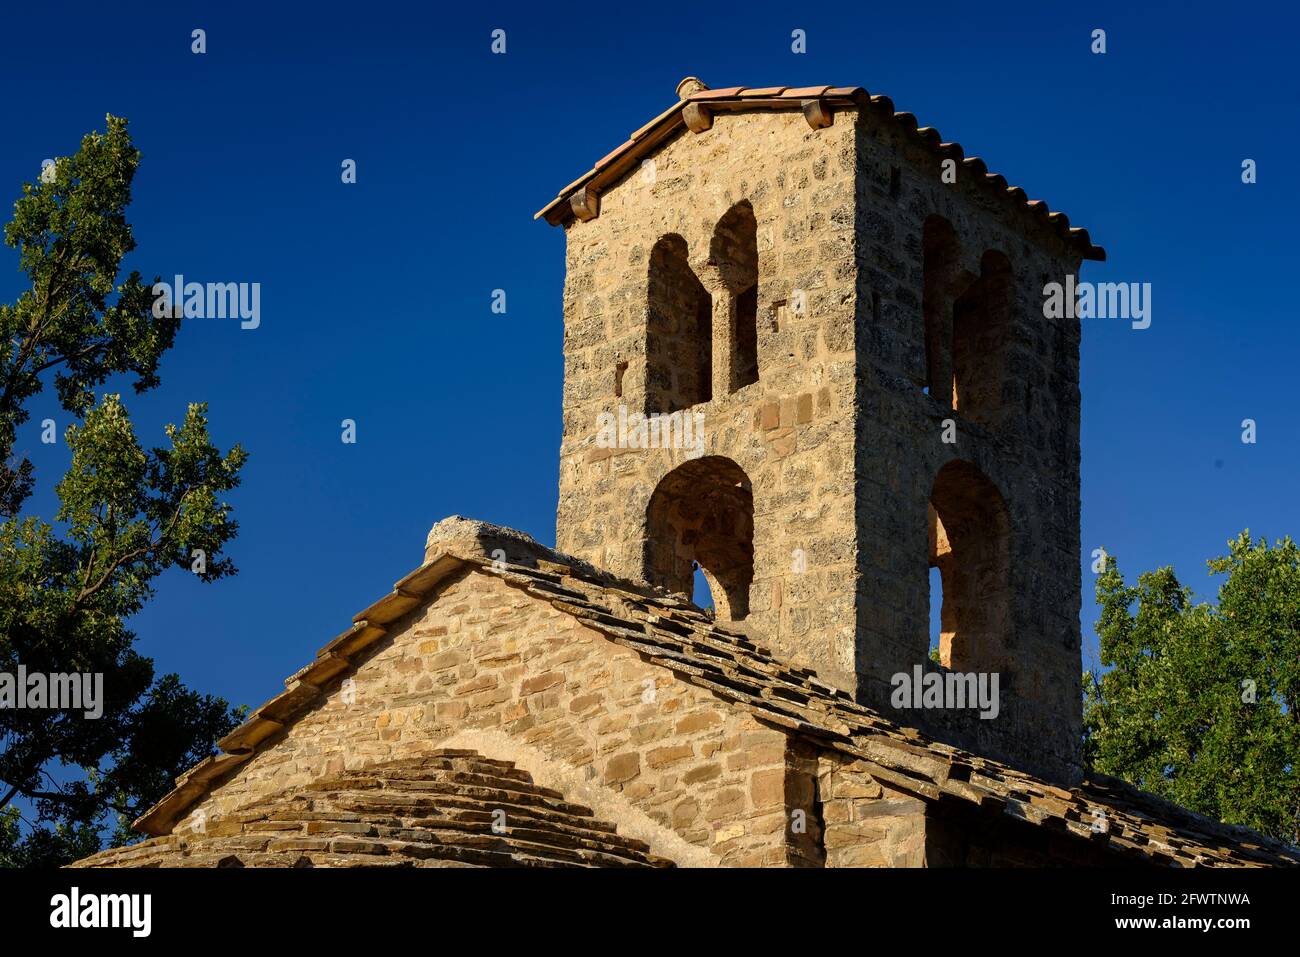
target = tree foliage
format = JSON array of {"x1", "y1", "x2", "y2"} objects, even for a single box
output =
[
  {"x1": 0, "y1": 116, "x2": 246, "y2": 867},
  {"x1": 1084, "y1": 533, "x2": 1300, "y2": 845}
]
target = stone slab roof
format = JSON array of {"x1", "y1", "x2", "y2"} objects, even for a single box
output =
[
  {"x1": 75, "y1": 749, "x2": 670, "y2": 868},
  {"x1": 133, "y1": 517, "x2": 1297, "y2": 868},
  {"x1": 535, "y1": 77, "x2": 1105, "y2": 262}
]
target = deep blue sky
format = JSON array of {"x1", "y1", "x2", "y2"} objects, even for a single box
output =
[{"x1": 2, "y1": 0, "x2": 1295, "y2": 715}]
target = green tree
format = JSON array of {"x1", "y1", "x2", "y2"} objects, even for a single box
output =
[
  {"x1": 0, "y1": 116, "x2": 246, "y2": 867},
  {"x1": 1084, "y1": 533, "x2": 1299, "y2": 845}
]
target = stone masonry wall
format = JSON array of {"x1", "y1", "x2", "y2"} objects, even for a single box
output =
[
  {"x1": 849, "y1": 109, "x2": 1085, "y2": 783},
  {"x1": 557, "y1": 110, "x2": 861, "y2": 688},
  {"x1": 172, "y1": 571, "x2": 802, "y2": 866},
  {"x1": 817, "y1": 752, "x2": 928, "y2": 867}
]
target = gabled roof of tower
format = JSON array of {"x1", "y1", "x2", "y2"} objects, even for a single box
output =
[
  {"x1": 535, "y1": 77, "x2": 1105, "y2": 262},
  {"x1": 131, "y1": 518, "x2": 1295, "y2": 868}
]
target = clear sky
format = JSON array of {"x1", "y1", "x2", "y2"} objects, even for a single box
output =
[{"x1": 2, "y1": 0, "x2": 1296, "y2": 715}]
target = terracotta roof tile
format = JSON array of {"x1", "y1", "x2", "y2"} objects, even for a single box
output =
[
  {"x1": 892, "y1": 111, "x2": 919, "y2": 131},
  {"x1": 691, "y1": 86, "x2": 746, "y2": 99},
  {"x1": 781, "y1": 85, "x2": 832, "y2": 97},
  {"x1": 629, "y1": 102, "x2": 683, "y2": 141},
  {"x1": 593, "y1": 142, "x2": 631, "y2": 170}
]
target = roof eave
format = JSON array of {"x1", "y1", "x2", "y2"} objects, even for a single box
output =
[{"x1": 535, "y1": 86, "x2": 1104, "y2": 262}]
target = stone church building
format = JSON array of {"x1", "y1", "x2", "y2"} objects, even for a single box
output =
[{"x1": 77, "y1": 78, "x2": 1297, "y2": 868}]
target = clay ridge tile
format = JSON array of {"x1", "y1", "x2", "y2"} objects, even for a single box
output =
[
  {"x1": 689, "y1": 86, "x2": 746, "y2": 100},
  {"x1": 781, "y1": 85, "x2": 832, "y2": 97}
]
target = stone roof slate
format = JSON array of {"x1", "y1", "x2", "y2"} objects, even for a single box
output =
[
  {"x1": 76, "y1": 749, "x2": 670, "y2": 868},
  {"x1": 133, "y1": 518, "x2": 1298, "y2": 868}
]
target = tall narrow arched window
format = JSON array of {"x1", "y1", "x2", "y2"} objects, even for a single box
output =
[
  {"x1": 928, "y1": 461, "x2": 1011, "y2": 673},
  {"x1": 709, "y1": 201, "x2": 759, "y2": 393},
  {"x1": 952, "y1": 250, "x2": 1013, "y2": 425},
  {"x1": 922, "y1": 215, "x2": 961, "y2": 402},
  {"x1": 646, "y1": 456, "x2": 753, "y2": 621},
  {"x1": 647, "y1": 235, "x2": 711, "y2": 413}
]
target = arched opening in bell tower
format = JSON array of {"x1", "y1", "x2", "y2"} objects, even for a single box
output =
[
  {"x1": 927, "y1": 460, "x2": 1012, "y2": 672},
  {"x1": 647, "y1": 234, "x2": 712, "y2": 413},
  {"x1": 646, "y1": 456, "x2": 754, "y2": 622}
]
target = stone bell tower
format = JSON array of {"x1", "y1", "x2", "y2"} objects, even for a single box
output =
[{"x1": 537, "y1": 77, "x2": 1104, "y2": 784}]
